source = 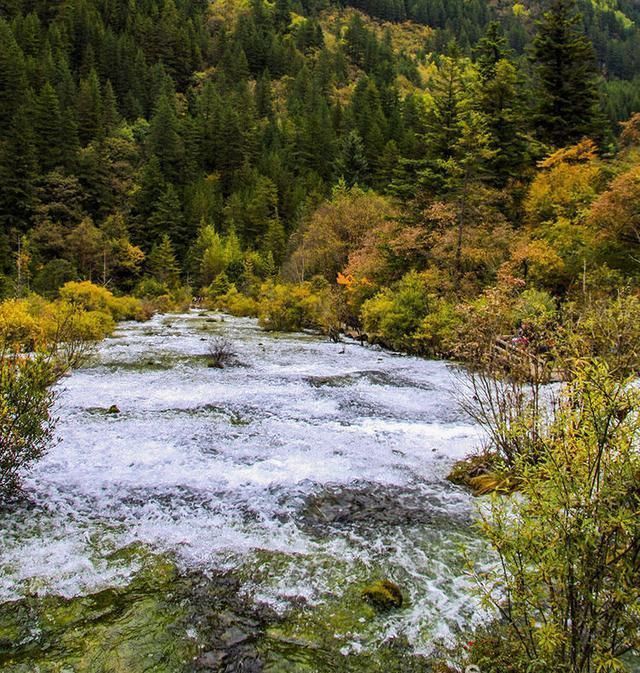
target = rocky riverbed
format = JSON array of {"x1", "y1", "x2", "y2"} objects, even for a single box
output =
[{"x1": 0, "y1": 312, "x2": 486, "y2": 672}]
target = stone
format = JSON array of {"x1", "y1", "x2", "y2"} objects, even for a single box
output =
[{"x1": 361, "y1": 580, "x2": 403, "y2": 611}]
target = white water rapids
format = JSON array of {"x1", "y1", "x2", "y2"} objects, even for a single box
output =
[{"x1": 0, "y1": 311, "x2": 486, "y2": 649}]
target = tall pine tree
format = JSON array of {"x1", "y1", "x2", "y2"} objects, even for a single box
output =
[{"x1": 531, "y1": 0, "x2": 603, "y2": 148}]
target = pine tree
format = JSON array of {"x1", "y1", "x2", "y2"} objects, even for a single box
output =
[
  {"x1": 148, "y1": 184, "x2": 187, "y2": 256},
  {"x1": 76, "y1": 69, "x2": 103, "y2": 145},
  {"x1": 0, "y1": 107, "x2": 38, "y2": 232},
  {"x1": 148, "y1": 93, "x2": 184, "y2": 183},
  {"x1": 335, "y1": 130, "x2": 369, "y2": 186},
  {"x1": 33, "y1": 83, "x2": 65, "y2": 172},
  {"x1": 531, "y1": 0, "x2": 603, "y2": 147},
  {"x1": 476, "y1": 23, "x2": 529, "y2": 185},
  {"x1": 102, "y1": 79, "x2": 121, "y2": 134},
  {"x1": 476, "y1": 21, "x2": 510, "y2": 81},
  {"x1": 147, "y1": 233, "x2": 180, "y2": 286},
  {"x1": 255, "y1": 69, "x2": 274, "y2": 118},
  {"x1": 0, "y1": 19, "x2": 27, "y2": 136}
]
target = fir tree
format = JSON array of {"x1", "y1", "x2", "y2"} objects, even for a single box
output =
[
  {"x1": 148, "y1": 184, "x2": 187, "y2": 256},
  {"x1": 33, "y1": 83, "x2": 65, "y2": 172},
  {"x1": 0, "y1": 19, "x2": 27, "y2": 136},
  {"x1": 0, "y1": 106, "x2": 38, "y2": 232},
  {"x1": 147, "y1": 233, "x2": 180, "y2": 286},
  {"x1": 531, "y1": 0, "x2": 604, "y2": 147},
  {"x1": 335, "y1": 130, "x2": 369, "y2": 187}
]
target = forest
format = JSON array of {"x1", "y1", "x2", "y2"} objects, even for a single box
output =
[{"x1": 2, "y1": 0, "x2": 640, "y2": 670}]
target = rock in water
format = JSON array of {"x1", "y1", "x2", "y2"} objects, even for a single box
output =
[
  {"x1": 361, "y1": 580, "x2": 403, "y2": 611},
  {"x1": 106, "y1": 404, "x2": 120, "y2": 414}
]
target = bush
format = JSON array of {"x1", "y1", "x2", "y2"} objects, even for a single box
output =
[
  {"x1": 0, "y1": 300, "x2": 42, "y2": 350},
  {"x1": 469, "y1": 363, "x2": 640, "y2": 673},
  {"x1": 360, "y1": 271, "x2": 431, "y2": 351},
  {"x1": 0, "y1": 353, "x2": 57, "y2": 498},
  {"x1": 207, "y1": 336, "x2": 236, "y2": 368},
  {"x1": 59, "y1": 280, "x2": 143, "y2": 321},
  {"x1": 257, "y1": 281, "x2": 335, "y2": 333},
  {"x1": 133, "y1": 277, "x2": 170, "y2": 299},
  {"x1": 211, "y1": 286, "x2": 260, "y2": 317}
]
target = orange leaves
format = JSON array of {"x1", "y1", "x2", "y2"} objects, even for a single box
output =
[
  {"x1": 586, "y1": 165, "x2": 640, "y2": 251},
  {"x1": 336, "y1": 271, "x2": 354, "y2": 286},
  {"x1": 538, "y1": 138, "x2": 598, "y2": 170}
]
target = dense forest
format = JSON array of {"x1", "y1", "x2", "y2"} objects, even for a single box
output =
[{"x1": 1, "y1": 0, "x2": 640, "y2": 318}]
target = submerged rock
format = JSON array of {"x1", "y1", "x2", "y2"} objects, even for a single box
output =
[
  {"x1": 300, "y1": 482, "x2": 470, "y2": 534},
  {"x1": 361, "y1": 580, "x2": 404, "y2": 611}
]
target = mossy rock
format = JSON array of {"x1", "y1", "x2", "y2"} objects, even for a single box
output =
[
  {"x1": 0, "y1": 554, "x2": 192, "y2": 673},
  {"x1": 106, "y1": 404, "x2": 120, "y2": 414},
  {"x1": 447, "y1": 453, "x2": 518, "y2": 496},
  {"x1": 361, "y1": 580, "x2": 403, "y2": 611}
]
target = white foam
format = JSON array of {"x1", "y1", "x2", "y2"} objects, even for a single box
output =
[{"x1": 0, "y1": 312, "x2": 484, "y2": 646}]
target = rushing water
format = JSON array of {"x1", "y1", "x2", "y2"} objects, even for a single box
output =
[{"x1": 0, "y1": 311, "x2": 486, "y2": 662}]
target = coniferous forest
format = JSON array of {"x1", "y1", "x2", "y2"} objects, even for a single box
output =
[{"x1": 2, "y1": 0, "x2": 640, "y2": 671}]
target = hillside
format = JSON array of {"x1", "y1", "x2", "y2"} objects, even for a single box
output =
[{"x1": 0, "y1": 0, "x2": 639, "y2": 308}]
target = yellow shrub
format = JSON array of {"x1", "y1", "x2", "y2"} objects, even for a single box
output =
[
  {"x1": 59, "y1": 281, "x2": 114, "y2": 313},
  {"x1": 58, "y1": 280, "x2": 143, "y2": 321},
  {"x1": 0, "y1": 300, "x2": 43, "y2": 350}
]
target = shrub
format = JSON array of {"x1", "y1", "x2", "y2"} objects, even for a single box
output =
[
  {"x1": 0, "y1": 300, "x2": 42, "y2": 350},
  {"x1": 213, "y1": 286, "x2": 260, "y2": 317},
  {"x1": 0, "y1": 352, "x2": 57, "y2": 498},
  {"x1": 59, "y1": 280, "x2": 143, "y2": 321},
  {"x1": 360, "y1": 271, "x2": 430, "y2": 350},
  {"x1": 207, "y1": 337, "x2": 236, "y2": 368},
  {"x1": 134, "y1": 278, "x2": 170, "y2": 299},
  {"x1": 257, "y1": 281, "x2": 335, "y2": 333},
  {"x1": 469, "y1": 362, "x2": 640, "y2": 673}
]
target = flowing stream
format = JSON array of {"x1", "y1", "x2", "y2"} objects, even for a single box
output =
[{"x1": 0, "y1": 311, "x2": 487, "y2": 671}]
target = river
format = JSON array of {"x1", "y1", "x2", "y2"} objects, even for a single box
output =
[{"x1": 0, "y1": 311, "x2": 486, "y2": 672}]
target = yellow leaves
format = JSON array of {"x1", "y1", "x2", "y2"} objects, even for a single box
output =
[
  {"x1": 59, "y1": 281, "x2": 143, "y2": 320},
  {"x1": 526, "y1": 157, "x2": 600, "y2": 226},
  {"x1": 619, "y1": 112, "x2": 640, "y2": 149},
  {"x1": 512, "y1": 2, "x2": 528, "y2": 17},
  {"x1": 0, "y1": 300, "x2": 42, "y2": 351},
  {"x1": 587, "y1": 165, "x2": 640, "y2": 241},
  {"x1": 288, "y1": 186, "x2": 397, "y2": 283},
  {"x1": 0, "y1": 282, "x2": 144, "y2": 352},
  {"x1": 508, "y1": 238, "x2": 565, "y2": 285},
  {"x1": 538, "y1": 138, "x2": 599, "y2": 169}
]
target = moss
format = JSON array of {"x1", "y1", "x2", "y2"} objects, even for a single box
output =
[
  {"x1": 361, "y1": 580, "x2": 403, "y2": 611},
  {"x1": 0, "y1": 553, "x2": 195, "y2": 673},
  {"x1": 447, "y1": 452, "x2": 518, "y2": 496}
]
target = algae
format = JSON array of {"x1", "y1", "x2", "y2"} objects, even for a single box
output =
[{"x1": 0, "y1": 553, "x2": 196, "y2": 673}]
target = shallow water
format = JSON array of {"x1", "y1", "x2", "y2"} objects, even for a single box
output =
[{"x1": 0, "y1": 311, "x2": 485, "y2": 659}]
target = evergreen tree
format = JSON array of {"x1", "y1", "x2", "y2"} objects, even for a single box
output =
[
  {"x1": 147, "y1": 233, "x2": 180, "y2": 286},
  {"x1": 335, "y1": 130, "x2": 369, "y2": 186},
  {"x1": 33, "y1": 83, "x2": 65, "y2": 172},
  {"x1": 76, "y1": 69, "x2": 103, "y2": 145},
  {"x1": 148, "y1": 93, "x2": 184, "y2": 183},
  {"x1": 148, "y1": 183, "x2": 187, "y2": 256},
  {"x1": 102, "y1": 79, "x2": 121, "y2": 134},
  {"x1": 0, "y1": 107, "x2": 38, "y2": 233},
  {"x1": 531, "y1": 0, "x2": 603, "y2": 147},
  {"x1": 476, "y1": 23, "x2": 529, "y2": 185},
  {"x1": 0, "y1": 19, "x2": 27, "y2": 136}
]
